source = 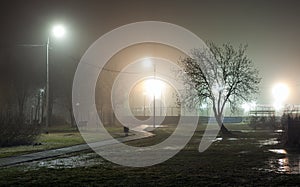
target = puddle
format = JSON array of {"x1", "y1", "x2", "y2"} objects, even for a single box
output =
[
  {"x1": 239, "y1": 151, "x2": 251, "y2": 154},
  {"x1": 207, "y1": 137, "x2": 223, "y2": 143},
  {"x1": 266, "y1": 149, "x2": 300, "y2": 174},
  {"x1": 258, "y1": 138, "x2": 279, "y2": 146},
  {"x1": 268, "y1": 155, "x2": 300, "y2": 174},
  {"x1": 274, "y1": 129, "x2": 284, "y2": 133},
  {"x1": 227, "y1": 138, "x2": 238, "y2": 141},
  {"x1": 269, "y1": 149, "x2": 287, "y2": 154},
  {"x1": 240, "y1": 130, "x2": 257, "y2": 133},
  {"x1": 196, "y1": 137, "x2": 223, "y2": 143},
  {"x1": 21, "y1": 153, "x2": 103, "y2": 169}
]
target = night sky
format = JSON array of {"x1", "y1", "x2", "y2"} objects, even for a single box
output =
[{"x1": 1, "y1": 0, "x2": 300, "y2": 105}]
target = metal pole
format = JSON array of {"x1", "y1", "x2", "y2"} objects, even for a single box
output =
[
  {"x1": 153, "y1": 94, "x2": 156, "y2": 128},
  {"x1": 153, "y1": 63, "x2": 156, "y2": 128},
  {"x1": 40, "y1": 90, "x2": 44, "y2": 124},
  {"x1": 160, "y1": 91, "x2": 162, "y2": 116},
  {"x1": 144, "y1": 95, "x2": 146, "y2": 116},
  {"x1": 45, "y1": 37, "x2": 50, "y2": 133}
]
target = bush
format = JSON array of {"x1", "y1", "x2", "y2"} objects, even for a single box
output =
[
  {"x1": 248, "y1": 116, "x2": 276, "y2": 129},
  {"x1": 0, "y1": 111, "x2": 41, "y2": 147},
  {"x1": 281, "y1": 114, "x2": 300, "y2": 148}
]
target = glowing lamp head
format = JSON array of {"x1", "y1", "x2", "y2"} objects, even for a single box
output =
[
  {"x1": 144, "y1": 79, "x2": 164, "y2": 98},
  {"x1": 52, "y1": 25, "x2": 66, "y2": 38},
  {"x1": 272, "y1": 83, "x2": 289, "y2": 101}
]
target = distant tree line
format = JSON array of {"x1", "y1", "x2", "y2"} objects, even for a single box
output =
[{"x1": 0, "y1": 46, "x2": 78, "y2": 146}]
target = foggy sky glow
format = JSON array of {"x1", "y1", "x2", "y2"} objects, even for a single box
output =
[{"x1": 1, "y1": 0, "x2": 300, "y2": 105}]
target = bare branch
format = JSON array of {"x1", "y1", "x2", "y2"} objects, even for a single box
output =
[{"x1": 178, "y1": 42, "x2": 261, "y2": 133}]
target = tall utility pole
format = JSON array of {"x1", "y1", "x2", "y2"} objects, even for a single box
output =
[
  {"x1": 15, "y1": 24, "x2": 66, "y2": 134},
  {"x1": 45, "y1": 37, "x2": 50, "y2": 133},
  {"x1": 45, "y1": 24, "x2": 66, "y2": 133},
  {"x1": 153, "y1": 63, "x2": 156, "y2": 128}
]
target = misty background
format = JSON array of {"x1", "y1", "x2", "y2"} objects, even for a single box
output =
[{"x1": 1, "y1": 0, "x2": 300, "y2": 125}]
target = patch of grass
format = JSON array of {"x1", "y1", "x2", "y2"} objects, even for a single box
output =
[
  {"x1": 0, "y1": 132, "x2": 85, "y2": 158},
  {"x1": 47, "y1": 125, "x2": 79, "y2": 133},
  {"x1": 0, "y1": 124, "x2": 299, "y2": 186},
  {"x1": 0, "y1": 126, "x2": 125, "y2": 158}
]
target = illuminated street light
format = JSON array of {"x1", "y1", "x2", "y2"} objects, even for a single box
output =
[
  {"x1": 272, "y1": 83, "x2": 289, "y2": 111},
  {"x1": 272, "y1": 83, "x2": 289, "y2": 102},
  {"x1": 45, "y1": 24, "x2": 66, "y2": 133},
  {"x1": 52, "y1": 25, "x2": 66, "y2": 38},
  {"x1": 143, "y1": 78, "x2": 165, "y2": 128},
  {"x1": 142, "y1": 57, "x2": 167, "y2": 128},
  {"x1": 144, "y1": 79, "x2": 164, "y2": 98}
]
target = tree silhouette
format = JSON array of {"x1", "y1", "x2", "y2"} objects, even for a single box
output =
[{"x1": 179, "y1": 42, "x2": 261, "y2": 134}]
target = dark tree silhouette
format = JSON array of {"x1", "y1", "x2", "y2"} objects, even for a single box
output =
[{"x1": 179, "y1": 42, "x2": 261, "y2": 134}]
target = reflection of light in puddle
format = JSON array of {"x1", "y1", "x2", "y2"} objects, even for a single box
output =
[
  {"x1": 239, "y1": 151, "x2": 250, "y2": 154},
  {"x1": 274, "y1": 129, "x2": 284, "y2": 133},
  {"x1": 268, "y1": 156, "x2": 300, "y2": 174},
  {"x1": 269, "y1": 149, "x2": 287, "y2": 154},
  {"x1": 209, "y1": 137, "x2": 223, "y2": 143},
  {"x1": 215, "y1": 137, "x2": 223, "y2": 141},
  {"x1": 258, "y1": 138, "x2": 279, "y2": 146},
  {"x1": 277, "y1": 158, "x2": 291, "y2": 173},
  {"x1": 199, "y1": 137, "x2": 222, "y2": 143},
  {"x1": 267, "y1": 149, "x2": 300, "y2": 174},
  {"x1": 227, "y1": 138, "x2": 238, "y2": 141},
  {"x1": 240, "y1": 130, "x2": 257, "y2": 133}
]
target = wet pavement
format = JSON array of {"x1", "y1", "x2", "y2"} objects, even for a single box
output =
[
  {"x1": 267, "y1": 149, "x2": 300, "y2": 174},
  {"x1": 0, "y1": 127, "x2": 154, "y2": 167}
]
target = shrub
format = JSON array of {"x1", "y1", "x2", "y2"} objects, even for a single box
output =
[
  {"x1": 0, "y1": 111, "x2": 41, "y2": 147},
  {"x1": 248, "y1": 116, "x2": 276, "y2": 129},
  {"x1": 281, "y1": 114, "x2": 300, "y2": 148}
]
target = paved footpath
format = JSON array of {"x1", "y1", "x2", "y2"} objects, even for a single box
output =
[{"x1": 0, "y1": 128, "x2": 154, "y2": 167}]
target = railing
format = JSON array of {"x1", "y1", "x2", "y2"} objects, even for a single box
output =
[{"x1": 131, "y1": 106, "x2": 181, "y2": 116}]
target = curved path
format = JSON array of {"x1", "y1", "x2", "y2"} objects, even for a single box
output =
[{"x1": 0, "y1": 126, "x2": 154, "y2": 167}]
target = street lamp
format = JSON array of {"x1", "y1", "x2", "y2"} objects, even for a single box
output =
[
  {"x1": 272, "y1": 83, "x2": 289, "y2": 111},
  {"x1": 143, "y1": 92, "x2": 147, "y2": 116},
  {"x1": 143, "y1": 78, "x2": 165, "y2": 128},
  {"x1": 45, "y1": 24, "x2": 66, "y2": 133}
]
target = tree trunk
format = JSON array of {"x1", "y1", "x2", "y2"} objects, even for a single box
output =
[
  {"x1": 68, "y1": 106, "x2": 75, "y2": 127},
  {"x1": 215, "y1": 115, "x2": 231, "y2": 134},
  {"x1": 220, "y1": 123, "x2": 231, "y2": 134}
]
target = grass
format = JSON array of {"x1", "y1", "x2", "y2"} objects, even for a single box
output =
[
  {"x1": 0, "y1": 125, "x2": 125, "y2": 158},
  {"x1": 0, "y1": 123, "x2": 299, "y2": 186},
  {"x1": 0, "y1": 132, "x2": 85, "y2": 158}
]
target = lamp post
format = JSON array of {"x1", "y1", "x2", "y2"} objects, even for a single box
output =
[
  {"x1": 45, "y1": 37, "x2": 50, "y2": 133},
  {"x1": 142, "y1": 58, "x2": 164, "y2": 128},
  {"x1": 144, "y1": 95, "x2": 146, "y2": 116},
  {"x1": 153, "y1": 62, "x2": 156, "y2": 128},
  {"x1": 38, "y1": 88, "x2": 45, "y2": 124},
  {"x1": 45, "y1": 25, "x2": 66, "y2": 133}
]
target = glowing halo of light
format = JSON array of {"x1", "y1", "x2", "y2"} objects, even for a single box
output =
[
  {"x1": 72, "y1": 21, "x2": 215, "y2": 167},
  {"x1": 272, "y1": 83, "x2": 289, "y2": 101},
  {"x1": 52, "y1": 24, "x2": 66, "y2": 38},
  {"x1": 144, "y1": 79, "x2": 164, "y2": 98}
]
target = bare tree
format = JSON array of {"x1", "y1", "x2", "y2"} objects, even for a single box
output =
[{"x1": 179, "y1": 42, "x2": 261, "y2": 134}]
